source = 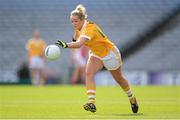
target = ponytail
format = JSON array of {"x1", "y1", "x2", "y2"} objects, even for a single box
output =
[{"x1": 71, "y1": 4, "x2": 87, "y2": 20}]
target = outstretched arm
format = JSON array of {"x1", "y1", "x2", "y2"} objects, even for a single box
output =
[
  {"x1": 56, "y1": 37, "x2": 88, "y2": 48},
  {"x1": 67, "y1": 37, "x2": 87, "y2": 48}
]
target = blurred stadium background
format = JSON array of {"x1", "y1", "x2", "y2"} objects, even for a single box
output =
[
  {"x1": 0, "y1": 0, "x2": 180, "y2": 119},
  {"x1": 0, "y1": 0, "x2": 179, "y2": 85}
]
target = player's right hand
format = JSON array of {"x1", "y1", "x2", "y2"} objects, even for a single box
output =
[{"x1": 55, "y1": 40, "x2": 68, "y2": 48}]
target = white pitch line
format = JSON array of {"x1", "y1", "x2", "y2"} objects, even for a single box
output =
[{"x1": 0, "y1": 100, "x2": 179, "y2": 105}]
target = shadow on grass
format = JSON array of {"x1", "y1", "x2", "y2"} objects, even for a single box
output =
[
  {"x1": 97, "y1": 113, "x2": 144, "y2": 117},
  {"x1": 112, "y1": 113, "x2": 143, "y2": 116}
]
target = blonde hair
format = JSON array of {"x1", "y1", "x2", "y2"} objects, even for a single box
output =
[{"x1": 71, "y1": 4, "x2": 87, "y2": 20}]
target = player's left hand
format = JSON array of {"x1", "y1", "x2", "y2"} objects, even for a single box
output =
[{"x1": 55, "y1": 40, "x2": 68, "y2": 48}]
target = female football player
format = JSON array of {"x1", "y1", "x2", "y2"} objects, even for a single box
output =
[
  {"x1": 26, "y1": 30, "x2": 46, "y2": 86},
  {"x1": 56, "y1": 4, "x2": 138, "y2": 113}
]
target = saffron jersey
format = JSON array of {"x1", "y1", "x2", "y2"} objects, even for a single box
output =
[
  {"x1": 26, "y1": 38, "x2": 46, "y2": 58},
  {"x1": 76, "y1": 21, "x2": 115, "y2": 58}
]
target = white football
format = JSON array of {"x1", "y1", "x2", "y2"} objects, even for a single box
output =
[{"x1": 45, "y1": 45, "x2": 61, "y2": 60}]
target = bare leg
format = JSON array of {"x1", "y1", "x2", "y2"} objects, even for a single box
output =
[
  {"x1": 39, "y1": 69, "x2": 45, "y2": 86},
  {"x1": 71, "y1": 66, "x2": 81, "y2": 84},
  {"x1": 85, "y1": 56, "x2": 103, "y2": 103},
  {"x1": 31, "y1": 69, "x2": 38, "y2": 85},
  {"x1": 110, "y1": 67, "x2": 130, "y2": 91},
  {"x1": 110, "y1": 67, "x2": 139, "y2": 113},
  {"x1": 80, "y1": 66, "x2": 86, "y2": 84}
]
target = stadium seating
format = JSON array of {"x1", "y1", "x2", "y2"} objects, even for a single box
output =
[
  {"x1": 0, "y1": 0, "x2": 179, "y2": 83},
  {"x1": 123, "y1": 22, "x2": 180, "y2": 70}
]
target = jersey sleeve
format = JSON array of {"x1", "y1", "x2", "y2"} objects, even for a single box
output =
[
  {"x1": 25, "y1": 39, "x2": 31, "y2": 50},
  {"x1": 42, "y1": 40, "x2": 47, "y2": 49}
]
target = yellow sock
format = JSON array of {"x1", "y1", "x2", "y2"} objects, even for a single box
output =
[
  {"x1": 123, "y1": 87, "x2": 136, "y2": 104},
  {"x1": 87, "y1": 90, "x2": 96, "y2": 104}
]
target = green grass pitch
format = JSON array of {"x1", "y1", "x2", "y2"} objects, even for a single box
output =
[{"x1": 0, "y1": 85, "x2": 179, "y2": 119}]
